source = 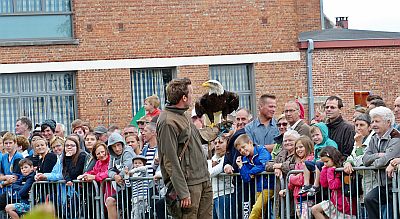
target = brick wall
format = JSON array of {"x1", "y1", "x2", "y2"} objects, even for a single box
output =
[
  {"x1": 298, "y1": 46, "x2": 400, "y2": 121},
  {"x1": 76, "y1": 69, "x2": 133, "y2": 128},
  {"x1": 0, "y1": 0, "x2": 320, "y2": 63}
]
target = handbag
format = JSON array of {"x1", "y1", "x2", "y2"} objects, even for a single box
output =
[{"x1": 165, "y1": 119, "x2": 191, "y2": 218}]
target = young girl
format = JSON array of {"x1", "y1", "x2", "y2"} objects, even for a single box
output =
[
  {"x1": 284, "y1": 136, "x2": 314, "y2": 219},
  {"x1": 83, "y1": 132, "x2": 99, "y2": 172},
  {"x1": 125, "y1": 134, "x2": 141, "y2": 155},
  {"x1": 311, "y1": 146, "x2": 356, "y2": 219}
]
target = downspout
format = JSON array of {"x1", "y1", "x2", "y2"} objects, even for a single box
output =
[
  {"x1": 320, "y1": 0, "x2": 325, "y2": 29},
  {"x1": 307, "y1": 39, "x2": 315, "y2": 121}
]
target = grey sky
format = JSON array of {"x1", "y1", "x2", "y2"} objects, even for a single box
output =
[{"x1": 323, "y1": 0, "x2": 400, "y2": 32}]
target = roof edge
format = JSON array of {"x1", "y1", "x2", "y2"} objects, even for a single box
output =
[{"x1": 298, "y1": 39, "x2": 400, "y2": 49}]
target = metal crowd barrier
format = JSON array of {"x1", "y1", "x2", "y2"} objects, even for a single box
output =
[
  {"x1": 29, "y1": 180, "x2": 101, "y2": 219},
  {"x1": 0, "y1": 167, "x2": 397, "y2": 218},
  {"x1": 285, "y1": 166, "x2": 400, "y2": 219}
]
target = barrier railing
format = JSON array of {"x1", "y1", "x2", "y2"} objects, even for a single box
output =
[
  {"x1": 285, "y1": 166, "x2": 400, "y2": 219},
  {"x1": 0, "y1": 166, "x2": 395, "y2": 218}
]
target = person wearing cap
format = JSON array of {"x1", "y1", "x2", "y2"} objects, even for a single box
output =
[
  {"x1": 41, "y1": 119, "x2": 56, "y2": 142},
  {"x1": 343, "y1": 113, "x2": 375, "y2": 199},
  {"x1": 105, "y1": 132, "x2": 135, "y2": 219},
  {"x1": 137, "y1": 116, "x2": 150, "y2": 135},
  {"x1": 124, "y1": 155, "x2": 148, "y2": 219},
  {"x1": 94, "y1": 126, "x2": 108, "y2": 143},
  {"x1": 156, "y1": 78, "x2": 212, "y2": 218}
]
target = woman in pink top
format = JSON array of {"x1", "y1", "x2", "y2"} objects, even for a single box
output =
[{"x1": 78, "y1": 141, "x2": 110, "y2": 182}]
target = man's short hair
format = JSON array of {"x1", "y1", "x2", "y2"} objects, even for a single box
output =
[
  {"x1": 2, "y1": 132, "x2": 16, "y2": 143},
  {"x1": 366, "y1": 94, "x2": 383, "y2": 102},
  {"x1": 19, "y1": 158, "x2": 33, "y2": 167},
  {"x1": 370, "y1": 99, "x2": 386, "y2": 107},
  {"x1": 145, "y1": 122, "x2": 157, "y2": 133},
  {"x1": 166, "y1": 78, "x2": 191, "y2": 105},
  {"x1": 259, "y1": 94, "x2": 276, "y2": 105},
  {"x1": 285, "y1": 100, "x2": 300, "y2": 110},
  {"x1": 145, "y1": 95, "x2": 161, "y2": 108},
  {"x1": 108, "y1": 125, "x2": 120, "y2": 133},
  {"x1": 236, "y1": 108, "x2": 252, "y2": 119},
  {"x1": 325, "y1": 96, "x2": 344, "y2": 109},
  {"x1": 17, "y1": 116, "x2": 33, "y2": 131}
]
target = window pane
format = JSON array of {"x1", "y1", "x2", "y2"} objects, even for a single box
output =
[
  {"x1": 20, "y1": 97, "x2": 46, "y2": 128},
  {"x1": 131, "y1": 68, "x2": 173, "y2": 115},
  {"x1": 210, "y1": 64, "x2": 254, "y2": 113},
  {"x1": 0, "y1": 74, "x2": 17, "y2": 94},
  {"x1": 15, "y1": 0, "x2": 42, "y2": 12},
  {"x1": 47, "y1": 72, "x2": 74, "y2": 91},
  {"x1": 20, "y1": 74, "x2": 46, "y2": 93},
  {"x1": 44, "y1": 0, "x2": 70, "y2": 12},
  {"x1": 210, "y1": 65, "x2": 251, "y2": 92},
  {"x1": 49, "y1": 95, "x2": 75, "y2": 134},
  {"x1": 0, "y1": 98, "x2": 18, "y2": 132},
  {"x1": 0, "y1": 15, "x2": 72, "y2": 40}
]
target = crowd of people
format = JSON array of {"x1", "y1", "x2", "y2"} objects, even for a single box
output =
[{"x1": 1, "y1": 77, "x2": 400, "y2": 219}]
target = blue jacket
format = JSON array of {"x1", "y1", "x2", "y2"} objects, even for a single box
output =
[
  {"x1": 44, "y1": 157, "x2": 63, "y2": 181},
  {"x1": 11, "y1": 172, "x2": 35, "y2": 204},
  {"x1": 239, "y1": 145, "x2": 273, "y2": 192}
]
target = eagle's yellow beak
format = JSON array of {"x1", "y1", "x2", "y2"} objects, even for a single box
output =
[{"x1": 202, "y1": 82, "x2": 210, "y2": 87}]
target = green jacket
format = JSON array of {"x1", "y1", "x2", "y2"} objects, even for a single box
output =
[{"x1": 156, "y1": 105, "x2": 210, "y2": 199}]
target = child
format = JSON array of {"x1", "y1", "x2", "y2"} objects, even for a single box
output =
[
  {"x1": 208, "y1": 136, "x2": 234, "y2": 219},
  {"x1": 0, "y1": 132, "x2": 24, "y2": 192},
  {"x1": 282, "y1": 136, "x2": 315, "y2": 219},
  {"x1": 4, "y1": 158, "x2": 36, "y2": 219},
  {"x1": 124, "y1": 155, "x2": 148, "y2": 219},
  {"x1": 311, "y1": 146, "x2": 356, "y2": 219},
  {"x1": 235, "y1": 134, "x2": 273, "y2": 219},
  {"x1": 299, "y1": 123, "x2": 338, "y2": 196}
]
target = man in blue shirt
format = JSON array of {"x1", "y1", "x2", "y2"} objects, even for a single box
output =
[
  {"x1": 0, "y1": 132, "x2": 23, "y2": 193},
  {"x1": 245, "y1": 94, "x2": 279, "y2": 152}
]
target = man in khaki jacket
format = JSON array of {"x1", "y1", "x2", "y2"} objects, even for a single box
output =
[{"x1": 156, "y1": 78, "x2": 212, "y2": 218}]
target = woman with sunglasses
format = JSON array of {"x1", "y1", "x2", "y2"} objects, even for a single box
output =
[{"x1": 271, "y1": 114, "x2": 289, "y2": 159}]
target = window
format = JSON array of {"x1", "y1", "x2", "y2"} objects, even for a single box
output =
[
  {"x1": 130, "y1": 68, "x2": 174, "y2": 115},
  {"x1": 0, "y1": 72, "x2": 76, "y2": 134},
  {"x1": 0, "y1": 0, "x2": 73, "y2": 41},
  {"x1": 209, "y1": 64, "x2": 256, "y2": 114}
]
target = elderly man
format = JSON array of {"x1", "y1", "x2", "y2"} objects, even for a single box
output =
[
  {"x1": 55, "y1": 123, "x2": 65, "y2": 138},
  {"x1": 245, "y1": 94, "x2": 279, "y2": 152},
  {"x1": 363, "y1": 106, "x2": 400, "y2": 219},
  {"x1": 284, "y1": 100, "x2": 311, "y2": 138},
  {"x1": 15, "y1": 117, "x2": 32, "y2": 139},
  {"x1": 234, "y1": 108, "x2": 251, "y2": 131}
]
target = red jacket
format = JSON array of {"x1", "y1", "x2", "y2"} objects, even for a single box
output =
[
  {"x1": 85, "y1": 155, "x2": 110, "y2": 182},
  {"x1": 320, "y1": 166, "x2": 356, "y2": 215},
  {"x1": 288, "y1": 153, "x2": 314, "y2": 202}
]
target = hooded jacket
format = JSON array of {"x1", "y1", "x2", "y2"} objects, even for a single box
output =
[
  {"x1": 107, "y1": 132, "x2": 135, "y2": 191},
  {"x1": 156, "y1": 105, "x2": 210, "y2": 200},
  {"x1": 312, "y1": 122, "x2": 338, "y2": 161},
  {"x1": 326, "y1": 116, "x2": 355, "y2": 158}
]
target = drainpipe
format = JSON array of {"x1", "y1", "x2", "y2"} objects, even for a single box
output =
[
  {"x1": 307, "y1": 39, "x2": 315, "y2": 121},
  {"x1": 320, "y1": 0, "x2": 325, "y2": 29}
]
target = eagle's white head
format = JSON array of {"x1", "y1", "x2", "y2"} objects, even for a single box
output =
[{"x1": 202, "y1": 80, "x2": 224, "y2": 96}]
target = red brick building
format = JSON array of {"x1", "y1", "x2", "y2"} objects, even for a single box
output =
[{"x1": 0, "y1": 0, "x2": 399, "y2": 132}]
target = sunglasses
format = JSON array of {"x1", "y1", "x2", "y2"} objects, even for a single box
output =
[{"x1": 277, "y1": 122, "x2": 288, "y2": 127}]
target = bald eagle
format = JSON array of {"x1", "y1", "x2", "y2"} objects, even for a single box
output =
[{"x1": 195, "y1": 80, "x2": 239, "y2": 126}]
